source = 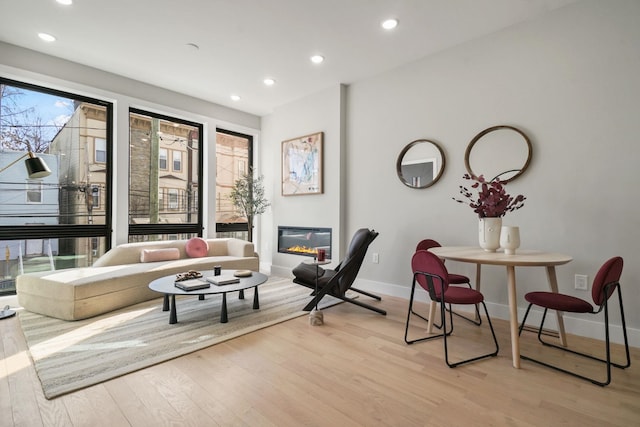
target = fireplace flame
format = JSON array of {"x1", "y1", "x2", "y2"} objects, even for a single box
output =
[{"x1": 287, "y1": 245, "x2": 317, "y2": 255}]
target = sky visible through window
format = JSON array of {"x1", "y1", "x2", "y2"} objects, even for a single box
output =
[{"x1": 1, "y1": 84, "x2": 74, "y2": 150}]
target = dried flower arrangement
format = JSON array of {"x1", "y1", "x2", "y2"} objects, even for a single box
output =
[{"x1": 454, "y1": 174, "x2": 526, "y2": 218}]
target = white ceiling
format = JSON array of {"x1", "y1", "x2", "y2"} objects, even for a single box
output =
[{"x1": 0, "y1": 0, "x2": 579, "y2": 116}]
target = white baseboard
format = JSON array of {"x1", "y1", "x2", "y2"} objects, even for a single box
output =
[
  {"x1": 269, "y1": 264, "x2": 292, "y2": 278},
  {"x1": 354, "y1": 277, "x2": 640, "y2": 348}
]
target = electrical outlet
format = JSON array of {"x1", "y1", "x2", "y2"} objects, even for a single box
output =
[
  {"x1": 372, "y1": 253, "x2": 379, "y2": 264},
  {"x1": 575, "y1": 274, "x2": 588, "y2": 290}
]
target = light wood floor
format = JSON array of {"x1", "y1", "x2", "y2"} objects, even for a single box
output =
[{"x1": 2, "y1": 295, "x2": 639, "y2": 427}]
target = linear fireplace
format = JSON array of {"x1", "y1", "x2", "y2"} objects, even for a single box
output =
[{"x1": 278, "y1": 226, "x2": 332, "y2": 259}]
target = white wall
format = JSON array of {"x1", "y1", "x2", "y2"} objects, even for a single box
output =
[
  {"x1": 341, "y1": 0, "x2": 640, "y2": 344},
  {"x1": 260, "y1": 85, "x2": 346, "y2": 276},
  {"x1": 258, "y1": 0, "x2": 640, "y2": 346}
]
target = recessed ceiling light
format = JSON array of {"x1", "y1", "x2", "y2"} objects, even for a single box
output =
[
  {"x1": 56, "y1": 0, "x2": 73, "y2": 5},
  {"x1": 230, "y1": 94, "x2": 241, "y2": 101},
  {"x1": 311, "y1": 55, "x2": 324, "y2": 64},
  {"x1": 38, "y1": 33, "x2": 56, "y2": 42},
  {"x1": 381, "y1": 18, "x2": 399, "y2": 30},
  {"x1": 263, "y1": 78, "x2": 276, "y2": 86}
]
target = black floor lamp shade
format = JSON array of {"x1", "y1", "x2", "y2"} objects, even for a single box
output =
[{"x1": 25, "y1": 155, "x2": 52, "y2": 179}]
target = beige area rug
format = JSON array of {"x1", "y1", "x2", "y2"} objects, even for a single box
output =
[{"x1": 18, "y1": 277, "x2": 336, "y2": 399}]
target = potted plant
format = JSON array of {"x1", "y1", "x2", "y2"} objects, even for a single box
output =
[
  {"x1": 229, "y1": 167, "x2": 270, "y2": 242},
  {"x1": 453, "y1": 174, "x2": 526, "y2": 251}
]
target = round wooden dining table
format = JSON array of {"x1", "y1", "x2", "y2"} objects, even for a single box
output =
[{"x1": 428, "y1": 246, "x2": 572, "y2": 368}]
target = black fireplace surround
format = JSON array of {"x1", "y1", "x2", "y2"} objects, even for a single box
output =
[{"x1": 278, "y1": 226, "x2": 332, "y2": 259}]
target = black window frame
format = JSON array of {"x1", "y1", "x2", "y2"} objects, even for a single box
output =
[
  {"x1": 215, "y1": 128, "x2": 254, "y2": 234},
  {"x1": 0, "y1": 77, "x2": 114, "y2": 248},
  {"x1": 128, "y1": 108, "x2": 204, "y2": 238}
]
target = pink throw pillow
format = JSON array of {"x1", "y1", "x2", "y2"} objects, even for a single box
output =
[
  {"x1": 140, "y1": 248, "x2": 180, "y2": 263},
  {"x1": 185, "y1": 237, "x2": 209, "y2": 258}
]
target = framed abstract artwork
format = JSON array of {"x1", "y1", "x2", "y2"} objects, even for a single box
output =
[{"x1": 281, "y1": 132, "x2": 323, "y2": 196}]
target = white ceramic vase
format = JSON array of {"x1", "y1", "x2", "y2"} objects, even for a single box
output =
[
  {"x1": 500, "y1": 226, "x2": 521, "y2": 255},
  {"x1": 479, "y1": 217, "x2": 502, "y2": 252}
]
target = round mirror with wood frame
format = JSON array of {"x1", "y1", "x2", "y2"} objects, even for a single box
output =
[
  {"x1": 396, "y1": 139, "x2": 446, "y2": 189},
  {"x1": 464, "y1": 125, "x2": 532, "y2": 183}
]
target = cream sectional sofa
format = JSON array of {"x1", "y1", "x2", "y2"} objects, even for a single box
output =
[{"x1": 16, "y1": 238, "x2": 259, "y2": 321}]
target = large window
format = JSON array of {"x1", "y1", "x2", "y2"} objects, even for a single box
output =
[
  {"x1": 168, "y1": 189, "x2": 179, "y2": 209},
  {"x1": 159, "y1": 148, "x2": 168, "y2": 170},
  {"x1": 26, "y1": 180, "x2": 43, "y2": 204},
  {"x1": 0, "y1": 78, "x2": 113, "y2": 295},
  {"x1": 173, "y1": 150, "x2": 182, "y2": 172},
  {"x1": 128, "y1": 109, "x2": 202, "y2": 242},
  {"x1": 95, "y1": 138, "x2": 106, "y2": 163},
  {"x1": 215, "y1": 129, "x2": 253, "y2": 239}
]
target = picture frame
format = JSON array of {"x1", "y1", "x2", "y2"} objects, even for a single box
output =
[{"x1": 281, "y1": 132, "x2": 323, "y2": 196}]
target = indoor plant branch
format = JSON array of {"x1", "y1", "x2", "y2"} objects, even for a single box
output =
[{"x1": 229, "y1": 167, "x2": 270, "y2": 242}]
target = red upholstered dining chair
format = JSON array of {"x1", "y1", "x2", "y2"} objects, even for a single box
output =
[
  {"x1": 518, "y1": 256, "x2": 630, "y2": 386},
  {"x1": 415, "y1": 239, "x2": 480, "y2": 326},
  {"x1": 404, "y1": 250, "x2": 499, "y2": 368}
]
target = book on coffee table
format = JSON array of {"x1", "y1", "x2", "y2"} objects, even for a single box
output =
[
  {"x1": 174, "y1": 279, "x2": 210, "y2": 291},
  {"x1": 205, "y1": 275, "x2": 240, "y2": 286}
]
